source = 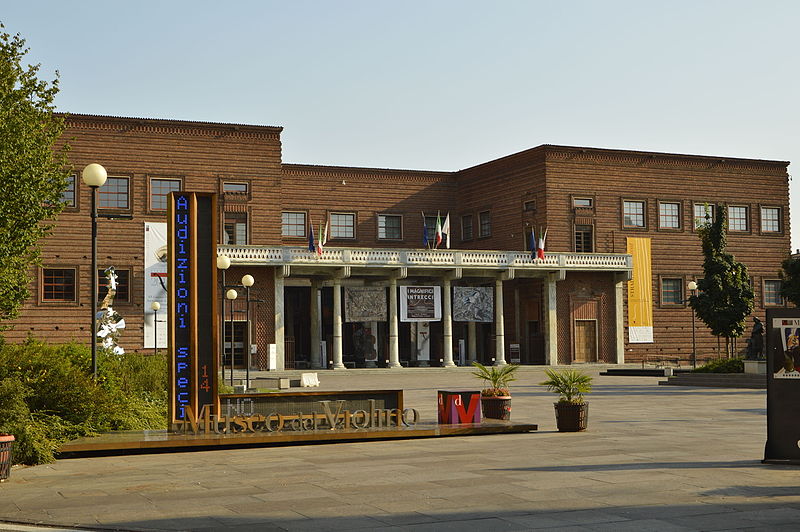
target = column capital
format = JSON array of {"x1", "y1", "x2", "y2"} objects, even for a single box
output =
[
  {"x1": 444, "y1": 268, "x2": 462, "y2": 281},
  {"x1": 498, "y1": 268, "x2": 515, "y2": 281},
  {"x1": 333, "y1": 266, "x2": 351, "y2": 280},
  {"x1": 276, "y1": 265, "x2": 291, "y2": 279}
]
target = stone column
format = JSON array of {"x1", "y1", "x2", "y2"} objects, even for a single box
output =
[
  {"x1": 494, "y1": 278, "x2": 506, "y2": 366},
  {"x1": 614, "y1": 272, "x2": 626, "y2": 364},
  {"x1": 332, "y1": 277, "x2": 345, "y2": 369},
  {"x1": 544, "y1": 273, "x2": 559, "y2": 365},
  {"x1": 468, "y1": 321, "x2": 477, "y2": 363},
  {"x1": 388, "y1": 277, "x2": 401, "y2": 368},
  {"x1": 310, "y1": 279, "x2": 321, "y2": 369},
  {"x1": 274, "y1": 267, "x2": 286, "y2": 371},
  {"x1": 442, "y1": 277, "x2": 455, "y2": 367}
]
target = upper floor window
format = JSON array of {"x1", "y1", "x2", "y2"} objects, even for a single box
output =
[
  {"x1": 479, "y1": 211, "x2": 491, "y2": 238},
  {"x1": 693, "y1": 203, "x2": 715, "y2": 229},
  {"x1": 150, "y1": 178, "x2": 181, "y2": 211},
  {"x1": 461, "y1": 214, "x2": 474, "y2": 241},
  {"x1": 42, "y1": 268, "x2": 76, "y2": 302},
  {"x1": 764, "y1": 279, "x2": 784, "y2": 306},
  {"x1": 623, "y1": 200, "x2": 645, "y2": 228},
  {"x1": 424, "y1": 215, "x2": 438, "y2": 243},
  {"x1": 658, "y1": 202, "x2": 680, "y2": 229},
  {"x1": 378, "y1": 214, "x2": 402, "y2": 240},
  {"x1": 223, "y1": 212, "x2": 248, "y2": 244},
  {"x1": 61, "y1": 174, "x2": 76, "y2": 207},
  {"x1": 523, "y1": 200, "x2": 536, "y2": 212},
  {"x1": 223, "y1": 182, "x2": 248, "y2": 194},
  {"x1": 281, "y1": 211, "x2": 306, "y2": 237},
  {"x1": 761, "y1": 207, "x2": 781, "y2": 233},
  {"x1": 661, "y1": 277, "x2": 683, "y2": 305},
  {"x1": 330, "y1": 212, "x2": 355, "y2": 239},
  {"x1": 573, "y1": 197, "x2": 593, "y2": 208},
  {"x1": 99, "y1": 177, "x2": 129, "y2": 210},
  {"x1": 97, "y1": 269, "x2": 130, "y2": 302},
  {"x1": 728, "y1": 206, "x2": 749, "y2": 232},
  {"x1": 574, "y1": 225, "x2": 593, "y2": 252}
]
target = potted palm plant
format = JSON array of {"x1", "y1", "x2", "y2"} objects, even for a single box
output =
[
  {"x1": 540, "y1": 368, "x2": 593, "y2": 432},
  {"x1": 471, "y1": 361, "x2": 519, "y2": 420}
]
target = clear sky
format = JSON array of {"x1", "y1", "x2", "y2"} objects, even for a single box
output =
[{"x1": 4, "y1": 1, "x2": 799, "y2": 250}]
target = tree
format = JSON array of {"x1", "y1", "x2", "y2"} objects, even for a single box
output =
[
  {"x1": 780, "y1": 254, "x2": 800, "y2": 307},
  {"x1": 689, "y1": 205, "x2": 755, "y2": 357},
  {"x1": 0, "y1": 23, "x2": 70, "y2": 327}
]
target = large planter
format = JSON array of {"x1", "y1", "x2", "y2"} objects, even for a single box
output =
[
  {"x1": 482, "y1": 396, "x2": 512, "y2": 420},
  {"x1": 554, "y1": 402, "x2": 588, "y2": 432}
]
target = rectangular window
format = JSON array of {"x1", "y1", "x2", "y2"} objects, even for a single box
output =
[
  {"x1": 42, "y1": 268, "x2": 76, "y2": 302},
  {"x1": 761, "y1": 207, "x2": 781, "y2": 233},
  {"x1": 764, "y1": 279, "x2": 784, "y2": 306},
  {"x1": 694, "y1": 203, "x2": 715, "y2": 229},
  {"x1": 97, "y1": 269, "x2": 130, "y2": 302},
  {"x1": 461, "y1": 215, "x2": 473, "y2": 241},
  {"x1": 223, "y1": 182, "x2": 248, "y2": 193},
  {"x1": 574, "y1": 225, "x2": 593, "y2": 252},
  {"x1": 99, "y1": 177, "x2": 129, "y2": 210},
  {"x1": 378, "y1": 214, "x2": 402, "y2": 240},
  {"x1": 330, "y1": 213, "x2": 355, "y2": 239},
  {"x1": 661, "y1": 278, "x2": 683, "y2": 305},
  {"x1": 523, "y1": 200, "x2": 536, "y2": 212},
  {"x1": 281, "y1": 211, "x2": 306, "y2": 237},
  {"x1": 479, "y1": 211, "x2": 491, "y2": 238},
  {"x1": 424, "y1": 216, "x2": 438, "y2": 243},
  {"x1": 223, "y1": 212, "x2": 248, "y2": 244},
  {"x1": 150, "y1": 178, "x2": 181, "y2": 211},
  {"x1": 573, "y1": 197, "x2": 593, "y2": 208},
  {"x1": 729, "y1": 206, "x2": 749, "y2": 232},
  {"x1": 658, "y1": 202, "x2": 680, "y2": 229},
  {"x1": 623, "y1": 200, "x2": 645, "y2": 228},
  {"x1": 61, "y1": 174, "x2": 76, "y2": 207}
]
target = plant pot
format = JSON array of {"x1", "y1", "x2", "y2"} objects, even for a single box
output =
[
  {"x1": 481, "y1": 396, "x2": 512, "y2": 420},
  {"x1": 554, "y1": 402, "x2": 588, "y2": 432}
]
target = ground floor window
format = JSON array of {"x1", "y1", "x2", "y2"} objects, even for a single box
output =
[{"x1": 42, "y1": 268, "x2": 76, "y2": 302}]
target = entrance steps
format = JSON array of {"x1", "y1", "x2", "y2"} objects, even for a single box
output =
[{"x1": 659, "y1": 372, "x2": 766, "y2": 389}]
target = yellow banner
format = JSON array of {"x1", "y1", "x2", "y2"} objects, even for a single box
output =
[{"x1": 627, "y1": 237, "x2": 653, "y2": 343}]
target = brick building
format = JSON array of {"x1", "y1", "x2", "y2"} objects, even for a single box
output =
[{"x1": 11, "y1": 114, "x2": 791, "y2": 369}]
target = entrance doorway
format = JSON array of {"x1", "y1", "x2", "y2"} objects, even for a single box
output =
[{"x1": 573, "y1": 319, "x2": 597, "y2": 363}]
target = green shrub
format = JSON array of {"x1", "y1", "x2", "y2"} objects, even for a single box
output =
[
  {"x1": 693, "y1": 357, "x2": 744, "y2": 373},
  {"x1": 0, "y1": 339, "x2": 168, "y2": 464}
]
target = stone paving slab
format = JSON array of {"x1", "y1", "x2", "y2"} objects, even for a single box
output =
[{"x1": 0, "y1": 366, "x2": 798, "y2": 531}]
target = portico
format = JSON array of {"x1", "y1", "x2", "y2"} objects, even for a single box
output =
[{"x1": 219, "y1": 246, "x2": 633, "y2": 370}]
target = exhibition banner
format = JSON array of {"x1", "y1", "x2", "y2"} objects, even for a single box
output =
[
  {"x1": 344, "y1": 287, "x2": 387, "y2": 323},
  {"x1": 626, "y1": 237, "x2": 653, "y2": 343},
  {"x1": 452, "y1": 286, "x2": 493, "y2": 322},
  {"x1": 144, "y1": 222, "x2": 168, "y2": 348},
  {"x1": 400, "y1": 286, "x2": 441, "y2": 322}
]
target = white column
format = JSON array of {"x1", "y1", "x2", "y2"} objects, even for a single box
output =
[
  {"x1": 388, "y1": 278, "x2": 401, "y2": 368},
  {"x1": 615, "y1": 272, "x2": 626, "y2": 364},
  {"x1": 468, "y1": 321, "x2": 477, "y2": 363},
  {"x1": 443, "y1": 277, "x2": 455, "y2": 367},
  {"x1": 274, "y1": 269, "x2": 285, "y2": 370},
  {"x1": 332, "y1": 277, "x2": 345, "y2": 369},
  {"x1": 544, "y1": 273, "x2": 558, "y2": 365},
  {"x1": 494, "y1": 278, "x2": 506, "y2": 366},
  {"x1": 310, "y1": 280, "x2": 321, "y2": 369}
]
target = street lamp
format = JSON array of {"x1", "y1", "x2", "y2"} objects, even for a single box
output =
[
  {"x1": 241, "y1": 274, "x2": 254, "y2": 390},
  {"x1": 217, "y1": 255, "x2": 231, "y2": 382},
  {"x1": 150, "y1": 301, "x2": 161, "y2": 355},
  {"x1": 226, "y1": 288, "x2": 238, "y2": 387},
  {"x1": 82, "y1": 163, "x2": 107, "y2": 379},
  {"x1": 687, "y1": 280, "x2": 698, "y2": 368}
]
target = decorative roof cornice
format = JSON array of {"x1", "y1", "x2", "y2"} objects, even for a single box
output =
[
  {"x1": 283, "y1": 163, "x2": 454, "y2": 183},
  {"x1": 59, "y1": 113, "x2": 283, "y2": 141}
]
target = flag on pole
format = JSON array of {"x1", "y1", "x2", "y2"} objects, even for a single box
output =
[
  {"x1": 435, "y1": 211, "x2": 443, "y2": 248},
  {"x1": 422, "y1": 212, "x2": 429, "y2": 248},
  {"x1": 441, "y1": 213, "x2": 451, "y2": 249},
  {"x1": 317, "y1": 220, "x2": 327, "y2": 256},
  {"x1": 529, "y1": 229, "x2": 537, "y2": 260},
  {"x1": 537, "y1": 227, "x2": 548, "y2": 259},
  {"x1": 308, "y1": 221, "x2": 316, "y2": 252}
]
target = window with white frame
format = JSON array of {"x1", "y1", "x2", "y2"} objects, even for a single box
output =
[
  {"x1": 728, "y1": 206, "x2": 749, "y2": 232},
  {"x1": 693, "y1": 203, "x2": 715, "y2": 229},
  {"x1": 330, "y1": 213, "x2": 355, "y2": 239},
  {"x1": 623, "y1": 200, "x2": 645, "y2": 228},
  {"x1": 281, "y1": 211, "x2": 306, "y2": 237},
  {"x1": 764, "y1": 279, "x2": 784, "y2": 306},
  {"x1": 378, "y1": 214, "x2": 402, "y2": 240},
  {"x1": 761, "y1": 207, "x2": 781, "y2": 233},
  {"x1": 658, "y1": 202, "x2": 680, "y2": 229}
]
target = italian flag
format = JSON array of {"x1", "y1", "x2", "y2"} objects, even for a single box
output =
[
  {"x1": 435, "y1": 212, "x2": 443, "y2": 248},
  {"x1": 317, "y1": 220, "x2": 327, "y2": 257},
  {"x1": 537, "y1": 227, "x2": 547, "y2": 259}
]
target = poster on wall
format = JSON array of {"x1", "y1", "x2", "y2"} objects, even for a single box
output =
[
  {"x1": 400, "y1": 286, "x2": 441, "y2": 322},
  {"x1": 626, "y1": 237, "x2": 653, "y2": 343},
  {"x1": 344, "y1": 287, "x2": 387, "y2": 322},
  {"x1": 144, "y1": 222, "x2": 168, "y2": 349},
  {"x1": 452, "y1": 286, "x2": 493, "y2": 322},
  {"x1": 771, "y1": 318, "x2": 800, "y2": 379}
]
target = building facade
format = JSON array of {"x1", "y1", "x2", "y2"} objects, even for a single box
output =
[{"x1": 10, "y1": 114, "x2": 791, "y2": 369}]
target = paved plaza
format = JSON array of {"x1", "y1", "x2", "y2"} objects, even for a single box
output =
[{"x1": 1, "y1": 366, "x2": 798, "y2": 531}]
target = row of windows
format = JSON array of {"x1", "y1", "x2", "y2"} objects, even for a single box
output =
[
  {"x1": 61, "y1": 176, "x2": 250, "y2": 212},
  {"x1": 42, "y1": 269, "x2": 130, "y2": 302},
  {"x1": 621, "y1": 200, "x2": 782, "y2": 233},
  {"x1": 659, "y1": 277, "x2": 785, "y2": 307},
  {"x1": 281, "y1": 212, "x2": 493, "y2": 241}
]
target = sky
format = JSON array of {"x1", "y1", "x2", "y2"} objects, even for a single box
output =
[{"x1": 4, "y1": 1, "x2": 799, "y2": 248}]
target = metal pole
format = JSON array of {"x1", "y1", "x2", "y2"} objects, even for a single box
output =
[
  {"x1": 245, "y1": 286, "x2": 250, "y2": 389},
  {"x1": 691, "y1": 288, "x2": 697, "y2": 369},
  {"x1": 229, "y1": 302, "x2": 235, "y2": 387},
  {"x1": 90, "y1": 185, "x2": 98, "y2": 379},
  {"x1": 221, "y1": 270, "x2": 226, "y2": 384},
  {"x1": 154, "y1": 309, "x2": 158, "y2": 355}
]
